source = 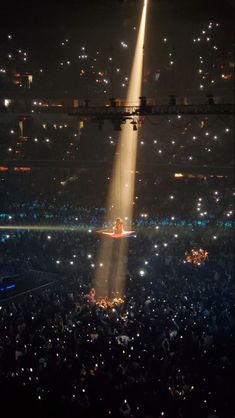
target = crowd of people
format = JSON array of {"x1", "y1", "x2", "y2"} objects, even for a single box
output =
[
  {"x1": 0, "y1": 172, "x2": 234, "y2": 225},
  {"x1": 0, "y1": 114, "x2": 233, "y2": 166},
  {"x1": 0, "y1": 171, "x2": 234, "y2": 418},
  {"x1": 0, "y1": 228, "x2": 234, "y2": 418}
]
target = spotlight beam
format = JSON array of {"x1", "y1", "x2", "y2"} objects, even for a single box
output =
[{"x1": 94, "y1": 0, "x2": 148, "y2": 298}]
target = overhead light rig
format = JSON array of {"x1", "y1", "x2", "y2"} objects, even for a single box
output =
[{"x1": 68, "y1": 96, "x2": 235, "y2": 130}]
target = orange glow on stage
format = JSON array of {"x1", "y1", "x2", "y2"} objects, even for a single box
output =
[{"x1": 97, "y1": 230, "x2": 135, "y2": 239}]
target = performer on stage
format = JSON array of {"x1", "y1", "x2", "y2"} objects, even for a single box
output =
[
  {"x1": 113, "y1": 217, "x2": 124, "y2": 235},
  {"x1": 97, "y1": 217, "x2": 134, "y2": 238}
]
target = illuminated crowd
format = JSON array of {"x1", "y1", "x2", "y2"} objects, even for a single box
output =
[
  {"x1": 0, "y1": 18, "x2": 234, "y2": 99},
  {"x1": 0, "y1": 170, "x2": 234, "y2": 418},
  {"x1": 0, "y1": 172, "x2": 234, "y2": 227},
  {"x1": 0, "y1": 114, "x2": 233, "y2": 165},
  {"x1": 0, "y1": 224, "x2": 234, "y2": 418}
]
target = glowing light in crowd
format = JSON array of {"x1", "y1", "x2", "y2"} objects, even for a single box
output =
[
  {"x1": 94, "y1": 0, "x2": 148, "y2": 298},
  {"x1": 95, "y1": 297, "x2": 124, "y2": 309},
  {"x1": 185, "y1": 249, "x2": 209, "y2": 265}
]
